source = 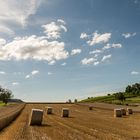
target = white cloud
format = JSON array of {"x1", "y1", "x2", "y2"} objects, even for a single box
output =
[
  {"x1": 0, "y1": 26, "x2": 14, "y2": 35},
  {"x1": 122, "y1": 33, "x2": 136, "y2": 38},
  {"x1": 0, "y1": 38, "x2": 6, "y2": 46},
  {"x1": 103, "y1": 43, "x2": 122, "y2": 50},
  {"x1": 87, "y1": 32, "x2": 111, "y2": 46},
  {"x1": 25, "y1": 75, "x2": 30, "y2": 79},
  {"x1": 48, "y1": 60, "x2": 56, "y2": 65},
  {"x1": 12, "y1": 82, "x2": 19, "y2": 86},
  {"x1": 31, "y1": 70, "x2": 39, "y2": 75},
  {"x1": 0, "y1": 0, "x2": 41, "y2": 27},
  {"x1": 25, "y1": 70, "x2": 39, "y2": 79},
  {"x1": 57, "y1": 19, "x2": 66, "y2": 25},
  {"x1": 89, "y1": 49, "x2": 102, "y2": 54},
  {"x1": 42, "y1": 20, "x2": 67, "y2": 39},
  {"x1": 101, "y1": 54, "x2": 112, "y2": 62},
  {"x1": 0, "y1": 71, "x2": 6, "y2": 75},
  {"x1": 81, "y1": 57, "x2": 97, "y2": 65},
  {"x1": 131, "y1": 71, "x2": 139, "y2": 75},
  {"x1": 93, "y1": 61, "x2": 100, "y2": 66},
  {"x1": 48, "y1": 72, "x2": 53, "y2": 75},
  {"x1": 80, "y1": 32, "x2": 88, "y2": 39},
  {"x1": 0, "y1": 35, "x2": 69, "y2": 62},
  {"x1": 71, "y1": 49, "x2": 81, "y2": 55},
  {"x1": 94, "y1": 54, "x2": 99, "y2": 58},
  {"x1": 61, "y1": 62, "x2": 67, "y2": 66}
]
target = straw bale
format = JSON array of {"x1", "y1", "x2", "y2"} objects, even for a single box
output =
[
  {"x1": 29, "y1": 109, "x2": 43, "y2": 125},
  {"x1": 89, "y1": 106, "x2": 93, "y2": 110},
  {"x1": 62, "y1": 108, "x2": 69, "y2": 117},
  {"x1": 46, "y1": 107, "x2": 53, "y2": 114},
  {"x1": 121, "y1": 108, "x2": 126, "y2": 115},
  {"x1": 127, "y1": 108, "x2": 133, "y2": 114},
  {"x1": 114, "y1": 109, "x2": 122, "y2": 117}
]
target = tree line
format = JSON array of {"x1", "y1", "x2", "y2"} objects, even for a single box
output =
[
  {"x1": 125, "y1": 83, "x2": 140, "y2": 95},
  {"x1": 113, "y1": 83, "x2": 140, "y2": 101}
]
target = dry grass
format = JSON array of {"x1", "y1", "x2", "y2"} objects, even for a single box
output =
[{"x1": 0, "y1": 103, "x2": 140, "y2": 140}]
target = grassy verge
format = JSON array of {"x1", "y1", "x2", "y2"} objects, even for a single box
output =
[{"x1": 0, "y1": 102, "x2": 5, "y2": 106}]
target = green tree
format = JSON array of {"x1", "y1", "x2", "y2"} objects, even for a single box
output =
[
  {"x1": 74, "y1": 99, "x2": 78, "y2": 103},
  {"x1": 125, "y1": 85, "x2": 132, "y2": 93},
  {"x1": 0, "y1": 87, "x2": 13, "y2": 104},
  {"x1": 115, "y1": 92, "x2": 126, "y2": 102},
  {"x1": 68, "y1": 99, "x2": 72, "y2": 103}
]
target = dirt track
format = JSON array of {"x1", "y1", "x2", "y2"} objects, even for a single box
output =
[{"x1": 0, "y1": 103, "x2": 140, "y2": 140}]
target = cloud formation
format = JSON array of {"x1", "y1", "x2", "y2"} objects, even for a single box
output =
[
  {"x1": 48, "y1": 72, "x2": 53, "y2": 75},
  {"x1": 31, "y1": 70, "x2": 39, "y2": 75},
  {"x1": 89, "y1": 49, "x2": 102, "y2": 54},
  {"x1": 0, "y1": 71, "x2": 6, "y2": 75},
  {"x1": 122, "y1": 33, "x2": 136, "y2": 38},
  {"x1": 80, "y1": 30, "x2": 122, "y2": 66},
  {"x1": 48, "y1": 60, "x2": 56, "y2": 65},
  {"x1": 0, "y1": 35, "x2": 69, "y2": 63},
  {"x1": 71, "y1": 49, "x2": 81, "y2": 55},
  {"x1": 81, "y1": 57, "x2": 97, "y2": 65},
  {"x1": 94, "y1": 61, "x2": 100, "y2": 66},
  {"x1": 0, "y1": 0, "x2": 41, "y2": 27},
  {"x1": 80, "y1": 32, "x2": 88, "y2": 39},
  {"x1": 25, "y1": 70, "x2": 39, "y2": 79},
  {"x1": 12, "y1": 82, "x2": 19, "y2": 86},
  {"x1": 0, "y1": 38, "x2": 6, "y2": 45},
  {"x1": 0, "y1": 19, "x2": 69, "y2": 65},
  {"x1": 131, "y1": 71, "x2": 139, "y2": 75},
  {"x1": 25, "y1": 75, "x2": 30, "y2": 79},
  {"x1": 61, "y1": 62, "x2": 67, "y2": 66},
  {"x1": 42, "y1": 19, "x2": 67, "y2": 39},
  {"x1": 0, "y1": 25, "x2": 15, "y2": 35},
  {"x1": 103, "y1": 43, "x2": 122, "y2": 50},
  {"x1": 101, "y1": 54, "x2": 112, "y2": 62},
  {"x1": 87, "y1": 32, "x2": 111, "y2": 46}
]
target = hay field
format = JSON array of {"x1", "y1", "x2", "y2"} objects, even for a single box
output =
[{"x1": 0, "y1": 103, "x2": 140, "y2": 140}]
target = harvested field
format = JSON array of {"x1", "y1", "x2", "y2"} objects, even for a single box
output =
[
  {"x1": 0, "y1": 103, "x2": 25, "y2": 131},
  {"x1": 0, "y1": 103, "x2": 140, "y2": 140}
]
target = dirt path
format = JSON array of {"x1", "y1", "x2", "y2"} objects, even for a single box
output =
[{"x1": 0, "y1": 104, "x2": 140, "y2": 140}]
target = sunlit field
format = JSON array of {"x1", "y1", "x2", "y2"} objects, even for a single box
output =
[{"x1": 0, "y1": 103, "x2": 140, "y2": 140}]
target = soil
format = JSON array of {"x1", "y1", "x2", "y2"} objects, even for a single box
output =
[{"x1": 0, "y1": 103, "x2": 140, "y2": 140}]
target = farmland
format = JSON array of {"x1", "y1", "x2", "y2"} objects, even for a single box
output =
[{"x1": 0, "y1": 103, "x2": 140, "y2": 140}]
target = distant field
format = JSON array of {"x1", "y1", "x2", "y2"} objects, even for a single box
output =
[
  {"x1": 81, "y1": 95, "x2": 140, "y2": 105},
  {"x1": 0, "y1": 103, "x2": 140, "y2": 140}
]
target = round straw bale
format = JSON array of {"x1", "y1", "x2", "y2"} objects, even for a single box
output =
[
  {"x1": 89, "y1": 106, "x2": 93, "y2": 110},
  {"x1": 29, "y1": 109, "x2": 43, "y2": 125},
  {"x1": 62, "y1": 108, "x2": 69, "y2": 117},
  {"x1": 46, "y1": 107, "x2": 53, "y2": 114},
  {"x1": 127, "y1": 108, "x2": 133, "y2": 114},
  {"x1": 114, "y1": 109, "x2": 122, "y2": 117},
  {"x1": 121, "y1": 108, "x2": 126, "y2": 115}
]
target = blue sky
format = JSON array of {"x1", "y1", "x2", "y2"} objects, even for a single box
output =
[{"x1": 0, "y1": 0, "x2": 140, "y2": 102}]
